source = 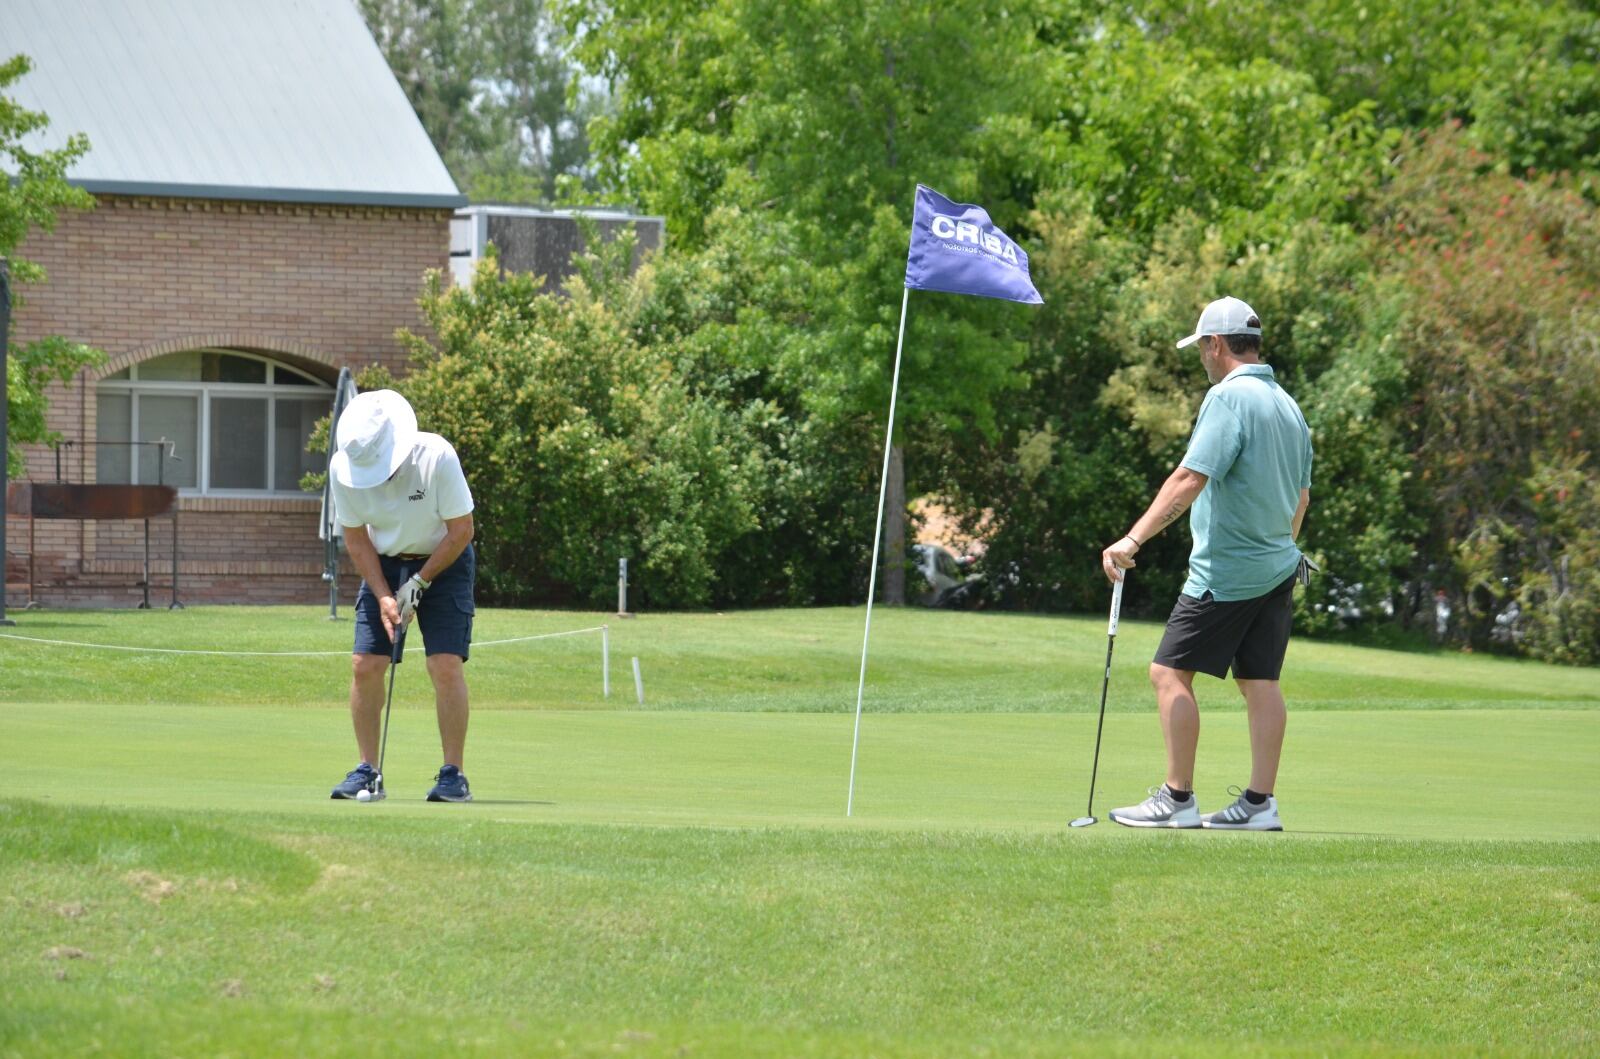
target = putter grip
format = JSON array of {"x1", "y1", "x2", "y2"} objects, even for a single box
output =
[{"x1": 1108, "y1": 572, "x2": 1126, "y2": 637}]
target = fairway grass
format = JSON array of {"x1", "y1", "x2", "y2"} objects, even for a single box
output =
[
  {"x1": 3, "y1": 606, "x2": 1597, "y2": 713},
  {"x1": 4, "y1": 798, "x2": 1597, "y2": 1059},
  {"x1": 3, "y1": 607, "x2": 1598, "y2": 1057}
]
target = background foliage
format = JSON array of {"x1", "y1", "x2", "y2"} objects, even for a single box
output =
[
  {"x1": 3, "y1": 6, "x2": 1592, "y2": 659},
  {"x1": 1, "y1": 54, "x2": 102, "y2": 478},
  {"x1": 345, "y1": 0, "x2": 1600, "y2": 662},
  {"x1": 358, "y1": 0, "x2": 604, "y2": 203}
]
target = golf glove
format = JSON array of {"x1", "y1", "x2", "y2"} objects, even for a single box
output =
[{"x1": 397, "y1": 574, "x2": 430, "y2": 624}]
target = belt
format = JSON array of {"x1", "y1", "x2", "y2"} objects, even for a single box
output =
[{"x1": 391, "y1": 553, "x2": 431, "y2": 561}]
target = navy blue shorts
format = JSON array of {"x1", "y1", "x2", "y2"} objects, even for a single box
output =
[
  {"x1": 354, "y1": 545, "x2": 475, "y2": 663},
  {"x1": 1152, "y1": 573, "x2": 1297, "y2": 681}
]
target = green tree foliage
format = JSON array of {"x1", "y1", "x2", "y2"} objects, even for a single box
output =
[
  {"x1": 390, "y1": 253, "x2": 765, "y2": 607},
  {"x1": 1, "y1": 54, "x2": 102, "y2": 476},
  {"x1": 389, "y1": 225, "x2": 889, "y2": 609},
  {"x1": 1375, "y1": 125, "x2": 1600, "y2": 657},
  {"x1": 575, "y1": 0, "x2": 1044, "y2": 423},
  {"x1": 359, "y1": 0, "x2": 602, "y2": 202},
  {"x1": 620, "y1": 206, "x2": 883, "y2": 604},
  {"x1": 1135, "y1": 0, "x2": 1600, "y2": 193},
  {"x1": 368, "y1": 1, "x2": 1600, "y2": 662},
  {"x1": 573, "y1": 0, "x2": 1051, "y2": 602},
  {"x1": 1516, "y1": 453, "x2": 1600, "y2": 665},
  {"x1": 1016, "y1": 19, "x2": 1396, "y2": 240}
]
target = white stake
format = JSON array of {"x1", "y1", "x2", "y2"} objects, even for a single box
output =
[
  {"x1": 632, "y1": 656, "x2": 644, "y2": 705},
  {"x1": 846, "y1": 286, "x2": 911, "y2": 817}
]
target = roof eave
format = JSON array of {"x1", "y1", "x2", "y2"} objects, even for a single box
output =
[{"x1": 77, "y1": 179, "x2": 467, "y2": 209}]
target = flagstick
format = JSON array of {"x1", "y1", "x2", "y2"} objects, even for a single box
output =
[{"x1": 847, "y1": 286, "x2": 911, "y2": 817}]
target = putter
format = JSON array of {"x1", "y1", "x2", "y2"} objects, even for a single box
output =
[
  {"x1": 372, "y1": 621, "x2": 407, "y2": 801},
  {"x1": 1070, "y1": 570, "x2": 1127, "y2": 828}
]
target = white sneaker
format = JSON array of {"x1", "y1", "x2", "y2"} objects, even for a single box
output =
[
  {"x1": 1201, "y1": 787, "x2": 1283, "y2": 831},
  {"x1": 1108, "y1": 784, "x2": 1201, "y2": 829}
]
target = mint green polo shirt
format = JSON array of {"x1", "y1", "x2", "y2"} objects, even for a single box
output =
[{"x1": 1179, "y1": 364, "x2": 1313, "y2": 601}]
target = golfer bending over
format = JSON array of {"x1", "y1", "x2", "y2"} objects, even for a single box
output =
[
  {"x1": 327, "y1": 390, "x2": 477, "y2": 803},
  {"x1": 1100, "y1": 297, "x2": 1312, "y2": 830}
]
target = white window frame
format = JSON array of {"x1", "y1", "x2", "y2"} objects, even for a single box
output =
[{"x1": 98, "y1": 350, "x2": 335, "y2": 498}]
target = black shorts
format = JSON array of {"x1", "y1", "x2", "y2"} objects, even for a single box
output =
[
  {"x1": 1153, "y1": 573, "x2": 1297, "y2": 681},
  {"x1": 354, "y1": 545, "x2": 476, "y2": 663}
]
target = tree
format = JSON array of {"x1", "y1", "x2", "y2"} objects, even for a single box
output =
[
  {"x1": 575, "y1": 0, "x2": 1046, "y2": 601},
  {"x1": 359, "y1": 0, "x2": 603, "y2": 203},
  {"x1": 391, "y1": 251, "x2": 768, "y2": 607},
  {"x1": 1374, "y1": 125, "x2": 1600, "y2": 658},
  {"x1": 1015, "y1": 22, "x2": 1385, "y2": 241},
  {"x1": 1, "y1": 55, "x2": 102, "y2": 476},
  {"x1": 1134, "y1": 0, "x2": 1600, "y2": 194}
]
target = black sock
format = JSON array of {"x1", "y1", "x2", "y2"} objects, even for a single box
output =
[
  {"x1": 1244, "y1": 788, "x2": 1270, "y2": 805},
  {"x1": 1165, "y1": 785, "x2": 1193, "y2": 803}
]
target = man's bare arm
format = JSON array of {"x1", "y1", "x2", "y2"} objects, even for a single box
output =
[
  {"x1": 1100, "y1": 466, "x2": 1209, "y2": 583},
  {"x1": 1128, "y1": 466, "x2": 1210, "y2": 546},
  {"x1": 418, "y1": 514, "x2": 474, "y2": 584},
  {"x1": 1292, "y1": 488, "x2": 1310, "y2": 540},
  {"x1": 343, "y1": 524, "x2": 401, "y2": 638}
]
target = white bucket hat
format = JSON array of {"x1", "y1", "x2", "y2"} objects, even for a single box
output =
[
  {"x1": 1176, "y1": 296, "x2": 1262, "y2": 349},
  {"x1": 330, "y1": 390, "x2": 418, "y2": 489}
]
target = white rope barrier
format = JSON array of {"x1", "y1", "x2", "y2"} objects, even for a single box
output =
[{"x1": 470, "y1": 625, "x2": 609, "y2": 647}]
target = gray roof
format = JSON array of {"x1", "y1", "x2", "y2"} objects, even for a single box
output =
[{"x1": 3, "y1": 0, "x2": 465, "y2": 208}]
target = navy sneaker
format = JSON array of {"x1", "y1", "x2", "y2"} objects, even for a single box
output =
[
  {"x1": 427, "y1": 764, "x2": 472, "y2": 803},
  {"x1": 331, "y1": 762, "x2": 383, "y2": 800}
]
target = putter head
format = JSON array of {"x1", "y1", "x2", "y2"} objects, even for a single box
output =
[{"x1": 1069, "y1": 815, "x2": 1097, "y2": 828}]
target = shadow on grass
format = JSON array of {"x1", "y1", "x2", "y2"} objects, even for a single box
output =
[{"x1": 0, "y1": 798, "x2": 318, "y2": 892}]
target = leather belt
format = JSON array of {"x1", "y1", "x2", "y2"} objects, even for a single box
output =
[{"x1": 392, "y1": 553, "x2": 430, "y2": 561}]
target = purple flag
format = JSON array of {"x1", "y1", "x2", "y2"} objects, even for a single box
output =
[{"x1": 904, "y1": 184, "x2": 1042, "y2": 305}]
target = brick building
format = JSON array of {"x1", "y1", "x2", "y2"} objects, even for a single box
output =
[{"x1": 3, "y1": 0, "x2": 465, "y2": 606}]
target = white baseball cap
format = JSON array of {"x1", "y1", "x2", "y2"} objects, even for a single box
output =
[
  {"x1": 329, "y1": 390, "x2": 418, "y2": 489},
  {"x1": 1176, "y1": 296, "x2": 1262, "y2": 349}
]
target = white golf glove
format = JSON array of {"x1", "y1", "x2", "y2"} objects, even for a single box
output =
[{"x1": 396, "y1": 574, "x2": 430, "y2": 625}]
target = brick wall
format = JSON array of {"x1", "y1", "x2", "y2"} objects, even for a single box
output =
[{"x1": 3, "y1": 194, "x2": 451, "y2": 608}]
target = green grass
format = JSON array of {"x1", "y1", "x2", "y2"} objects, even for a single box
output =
[
  {"x1": 2, "y1": 607, "x2": 1598, "y2": 1058},
  {"x1": 3, "y1": 606, "x2": 1597, "y2": 711}
]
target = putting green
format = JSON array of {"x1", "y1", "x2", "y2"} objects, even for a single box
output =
[{"x1": 5, "y1": 703, "x2": 1594, "y2": 840}]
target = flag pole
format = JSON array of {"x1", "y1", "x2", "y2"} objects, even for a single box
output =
[{"x1": 847, "y1": 285, "x2": 911, "y2": 816}]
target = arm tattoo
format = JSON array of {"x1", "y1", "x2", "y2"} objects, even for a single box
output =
[{"x1": 1155, "y1": 499, "x2": 1190, "y2": 531}]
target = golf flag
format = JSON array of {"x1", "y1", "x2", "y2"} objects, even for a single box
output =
[
  {"x1": 847, "y1": 186, "x2": 1042, "y2": 817},
  {"x1": 904, "y1": 184, "x2": 1042, "y2": 305}
]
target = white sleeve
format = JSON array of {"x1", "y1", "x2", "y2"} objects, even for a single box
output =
[
  {"x1": 434, "y1": 442, "x2": 475, "y2": 520},
  {"x1": 329, "y1": 477, "x2": 367, "y2": 529}
]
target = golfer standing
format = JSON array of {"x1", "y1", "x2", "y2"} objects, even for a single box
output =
[
  {"x1": 326, "y1": 390, "x2": 477, "y2": 803},
  {"x1": 1101, "y1": 297, "x2": 1312, "y2": 830}
]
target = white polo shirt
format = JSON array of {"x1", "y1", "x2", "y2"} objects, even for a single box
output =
[{"x1": 331, "y1": 433, "x2": 475, "y2": 556}]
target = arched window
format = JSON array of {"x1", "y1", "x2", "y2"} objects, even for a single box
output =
[{"x1": 97, "y1": 350, "x2": 333, "y2": 495}]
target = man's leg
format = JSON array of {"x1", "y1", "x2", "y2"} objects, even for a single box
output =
[
  {"x1": 1150, "y1": 662, "x2": 1200, "y2": 791},
  {"x1": 350, "y1": 653, "x2": 389, "y2": 764},
  {"x1": 1235, "y1": 678, "x2": 1286, "y2": 795},
  {"x1": 1109, "y1": 661, "x2": 1202, "y2": 827},
  {"x1": 427, "y1": 653, "x2": 469, "y2": 769}
]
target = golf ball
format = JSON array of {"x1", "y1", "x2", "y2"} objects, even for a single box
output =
[{"x1": 356, "y1": 789, "x2": 372, "y2": 802}]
